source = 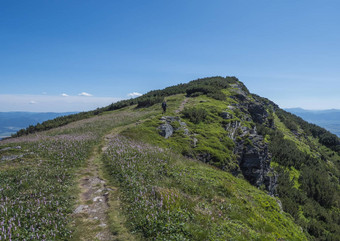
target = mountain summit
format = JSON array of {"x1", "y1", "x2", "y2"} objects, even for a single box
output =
[{"x1": 1, "y1": 76, "x2": 339, "y2": 240}]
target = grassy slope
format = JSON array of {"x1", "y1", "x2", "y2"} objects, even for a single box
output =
[
  {"x1": 3, "y1": 76, "x2": 340, "y2": 240},
  {"x1": 0, "y1": 107, "x2": 153, "y2": 240},
  {"x1": 103, "y1": 95, "x2": 307, "y2": 240},
  {"x1": 0, "y1": 95, "x2": 307, "y2": 240},
  {"x1": 120, "y1": 89, "x2": 340, "y2": 240},
  {"x1": 103, "y1": 135, "x2": 307, "y2": 240}
]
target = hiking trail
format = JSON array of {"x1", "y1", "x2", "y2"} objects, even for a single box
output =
[
  {"x1": 175, "y1": 97, "x2": 189, "y2": 113},
  {"x1": 71, "y1": 126, "x2": 134, "y2": 241}
]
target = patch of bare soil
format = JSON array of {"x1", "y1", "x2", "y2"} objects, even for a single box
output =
[{"x1": 175, "y1": 97, "x2": 189, "y2": 113}]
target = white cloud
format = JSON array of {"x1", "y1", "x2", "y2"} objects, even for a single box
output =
[
  {"x1": 127, "y1": 92, "x2": 142, "y2": 98},
  {"x1": 61, "y1": 93, "x2": 69, "y2": 97},
  {"x1": 78, "y1": 92, "x2": 93, "y2": 97},
  {"x1": 42, "y1": 92, "x2": 47, "y2": 95},
  {"x1": 0, "y1": 94, "x2": 121, "y2": 112}
]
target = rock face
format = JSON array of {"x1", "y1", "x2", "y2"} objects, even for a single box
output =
[
  {"x1": 225, "y1": 121, "x2": 241, "y2": 140},
  {"x1": 248, "y1": 103, "x2": 268, "y2": 124},
  {"x1": 234, "y1": 131, "x2": 277, "y2": 195},
  {"x1": 224, "y1": 106, "x2": 277, "y2": 194}
]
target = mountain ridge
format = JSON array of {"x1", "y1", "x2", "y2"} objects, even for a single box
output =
[{"x1": 1, "y1": 76, "x2": 339, "y2": 240}]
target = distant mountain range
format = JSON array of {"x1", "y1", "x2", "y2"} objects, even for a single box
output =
[
  {"x1": 285, "y1": 108, "x2": 340, "y2": 137},
  {"x1": 0, "y1": 112, "x2": 76, "y2": 139}
]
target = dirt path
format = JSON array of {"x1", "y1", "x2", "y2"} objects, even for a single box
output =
[
  {"x1": 71, "y1": 125, "x2": 137, "y2": 241},
  {"x1": 175, "y1": 97, "x2": 189, "y2": 113},
  {"x1": 71, "y1": 146, "x2": 115, "y2": 240}
]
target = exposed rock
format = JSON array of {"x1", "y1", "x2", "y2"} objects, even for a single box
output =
[
  {"x1": 230, "y1": 84, "x2": 248, "y2": 101},
  {"x1": 160, "y1": 116, "x2": 178, "y2": 122},
  {"x1": 225, "y1": 121, "x2": 241, "y2": 140},
  {"x1": 93, "y1": 196, "x2": 104, "y2": 202},
  {"x1": 233, "y1": 125, "x2": 277, "y2": 194},
  {"x1": 158, "y1": 116, "x2": 189, "y2": 138},
  {"x1": 74, "y1": 205, "x2": 89, "y2": 214},
  {"x1": 1, "y1": 154, "x2": 24, "y2": 161},
  {"x1": 248, "y1": 102, "x2": 268, "y2": 124},
  {"x1": 179, "y1": 120, "x2": 187, "y2": 127},
  {"x1": 178, "y1": 120, "x2": 189, "y2": 135},
  {"x1": 183, "y1": 128, "x2": 189, "y2": 135},
  {"x1": 0, "y1": 146, "x2": 21, "y2": 152},
  {"x1": 220, "y1": 112, "x2": 233, "y2": 119},
  {"x1": 275, "y1": 198, "x2": 283, "y2": 212},
  {"x1": 159, "y1": 123, "x2": 174, "y2": 139},
  {"x1": 193, "y1": 138, "x2": 198, "y2": 148}
]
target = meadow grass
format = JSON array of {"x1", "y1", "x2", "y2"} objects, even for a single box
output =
[
  {"x1": 102, "y1": 135, "x2": 307, "y2": 240},
  {"x1": 0, "y1": 108, "x2": 153, "y2": 240}
]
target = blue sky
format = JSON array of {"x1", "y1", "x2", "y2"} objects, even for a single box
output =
[{"x1": 1, "y1": 0, "x2": 339, "y2": 111}]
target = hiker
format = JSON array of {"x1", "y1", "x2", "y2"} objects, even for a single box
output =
[{"x1": 162, "y1": 100, "x2": 167, "y2": 114}]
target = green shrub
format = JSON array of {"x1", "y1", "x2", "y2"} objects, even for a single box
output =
[
  {"x1": 137, "y1": 96, "x2": 163, "y2": 108},
  {"x1": 207, "y1": 91, "x2": 226, "y2": 100},
  {"x1": 182, "y1": 107, "x2": 208, "y2": 124}
]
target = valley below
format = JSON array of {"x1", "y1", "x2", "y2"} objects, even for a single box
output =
[
  {"x1": 286, "y1": 108, "x2": 340, "y2": 137},
  {"x1": 0, "y1": 112, "x2": 76, "y2": 139}
]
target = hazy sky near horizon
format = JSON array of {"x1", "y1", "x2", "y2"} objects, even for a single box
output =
[{"x1": 1, "y1": 0, "x2": 340, "y2": 112}]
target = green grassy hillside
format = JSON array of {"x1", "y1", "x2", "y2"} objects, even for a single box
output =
[{"x1": 1, "y1": 76, "x2": 339, "y2": 240}]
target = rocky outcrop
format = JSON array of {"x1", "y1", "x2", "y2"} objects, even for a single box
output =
[
  {"x1": 224, "y1": 114, "x2": 277, "y2": 194},
  {"x1": 178, "y1": 120, "x2": 189, "y2": 135},
  {"x1": 248, "y1": 102, "x2": 268, "y2": 124},
  {"x1": 220, "y1": 112, "x2": 233, "y2": 120},
  {"x1": 233, "y1": 126, "x2": 277, "y2": 194},
  {"x1": 158, "y1": 116, "x2": 189, "y2": 138},
  {"x1": 230, "y1": 83, "x2": 249, "y2": 101},
  {"x1": 220, "y1": 96, "x2": 277, "y2": 193},
  {"x1": 225, "y1": 121, "x2": 241, "y2": 140},
  {"x1": 159, "y1": 123, "x2": 174, "y2": 139},
  {"x1": 0, "y1": 146, "x2": 21, "y2": 152}
]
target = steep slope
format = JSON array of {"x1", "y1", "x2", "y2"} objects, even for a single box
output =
[
  {"x1": 1, "y1": 76, "x2": 339, "y2": 240},
  {"x1": 117, "y1": 77, "x2": 340, "y2": 240}
]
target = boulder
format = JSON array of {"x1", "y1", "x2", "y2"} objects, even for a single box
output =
[
  {"x1": 158, "y1": 116, "x2": 189, "y2": 138},
  {"x1": 159, "y1": 123, "x2": 174, "y2": 139}
]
